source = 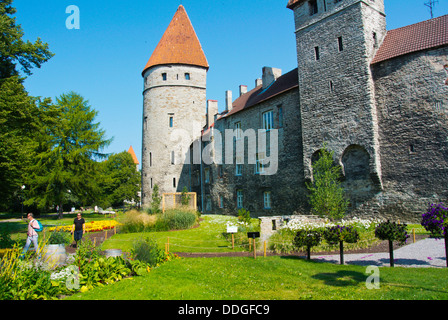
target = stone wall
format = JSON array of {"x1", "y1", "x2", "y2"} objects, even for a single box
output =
[
  {"x1": 204, "y1": 87, "x2": 307, "y2": 217},
  {"x1": 371, "y1": 46, "x2": 448, "y2": 222}
]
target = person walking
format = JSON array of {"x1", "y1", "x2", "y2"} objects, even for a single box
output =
[
  {"x1": 71, "y1": 213, "x2": 85, "y2": 248},
  {"x1": 21, "y1": 213, "x2": 40, "y2": 258}
]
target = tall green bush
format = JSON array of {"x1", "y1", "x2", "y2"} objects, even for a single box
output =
[{"x1": 306, "y1": 144, "x2": 349, "y2": 220}]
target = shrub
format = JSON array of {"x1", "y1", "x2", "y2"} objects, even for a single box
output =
[
  {"x1": 155, "y1": 209, "x2": 198, "y2": 231},
  {"x1": 306, "y1": 143, "x2": 349, "y2": 220},
  {"x1": 375, "y1": 220, "x2": 409, "y2": 267},
  {"x1": 131, "y1": 237, "x2": 164, "y2": 267},
  {"x1": 0, "y1": 227, "x2": 15, "y2": 249},
  {"x1": 421, "y1": 203, "x2": 448, "y2": 267},
  {"x1": 293, "y1": 229, "x2": 323, "y2": 260},
  {"x1": 323, "y1": 225, "x2": 360, "y2": 264},
  {"x1": 120, "y1": 210, "x2": 157, "y2": 233},
  {"x1": 48, "y1": 229, "x2": 72, "y2": 245},
  {"x1": 421, "y1": 203, "x2": 448, "y2": 237},
  {"x1": 237, "y1": 208, "x2": 251, "y2": 226}
]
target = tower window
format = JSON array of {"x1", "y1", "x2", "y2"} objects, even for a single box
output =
[
  {"x1": 373, "y1": 32, "x2": 378, "y2": 48},
  {"x1": 171, "y1": 151, "x2": 175, "y2": 165},
  {"x1": 185, "y1": 73, "x2": 190, "y2": 80},
  {"x1": 173, "y1": 177, "x2": 176, "y2": 188},
  {"x1": 314, "y1": 46, "x2": 320, "y2": 61},
  {"x1": 309, "y1": 0, "x2": 318, "y2": 15},
  {"x1": 169, "y1": 116, "x2": 174, "y2": 128},
  {"x1": 338, "y1": 37, "x2": 344, "y2": 52},
  {"x1": 162, "y1": 73, "x2": 167, "y2": 81}
]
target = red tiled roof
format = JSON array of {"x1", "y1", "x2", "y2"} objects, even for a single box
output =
[
  {"x1": 372, "y1": 15, "x2": 448, "y2": 64},
  {"x1": 142, "y1": 5, "x2": 209, "y2": 75},
  {"x1": 225, "y1": 68, "x2": 299, "y2": 118}
]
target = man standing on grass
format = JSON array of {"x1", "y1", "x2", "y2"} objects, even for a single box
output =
[
  {"x1": 71, "y1": 213, "x2": 85, "y2": 248},
  {"x1": 21, "y1": 213, "x2": 40, "y2": 258}
]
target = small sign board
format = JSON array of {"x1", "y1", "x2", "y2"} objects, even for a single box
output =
[
  {"x1": 247, "y1": 232, "x2": 260, "y2": 239},
  {"x1": 227, "y1": 226, "x2": 238, "y2": 234}
]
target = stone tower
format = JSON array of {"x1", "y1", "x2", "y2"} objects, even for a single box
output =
[
  {"x1": 141, "y1": 5, "x2": 208, "y2": 206},
  {"x1": 287, "y1": 0, "x2": 386, "y2": 199}
]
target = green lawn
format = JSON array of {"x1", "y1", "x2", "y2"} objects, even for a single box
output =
[
  {"x1": 67, "y1": 214, "x2": 448, "y2": 300},
  {"x1": 67, "y1": 255, "x2": 448, "y2": 300},
  {"x1": 101, "y1": 215, "x2": 253, "y2": 253}
]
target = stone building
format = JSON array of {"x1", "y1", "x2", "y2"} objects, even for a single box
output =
[{"x1": 141, "y1": 1, "x2": 448, "y2": 222}]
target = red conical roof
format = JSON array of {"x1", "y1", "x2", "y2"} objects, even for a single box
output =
[{"x1": 142, "y1": 5, "x2": 209, "y2": 75}]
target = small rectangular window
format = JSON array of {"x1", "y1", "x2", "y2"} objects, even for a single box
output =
[
  {"x1": 162, "y1": 73, "x2": 167, "y2": 81},
  {"x1": 219, "y1": 195, "x2": 224, "y2": 208},
  {"x1": 314, "y1": 46, "x2": 320, "y2": 61},
  {"x1": 171, "y1": 151, "x2": 175, "y2": 165},
  {"x1": 185, "y1": 73, "x2": 190, "y2": 80},
  {"x1": 262, "y1": 111, "x2": 274, "y2": 131},
  {"x1": 237, "y1": 190, "x2": 243, "y2": 209},
  {"x1": 235, "y1": 122, "x2": 242, "y2": 139},
  {"x1": 264, "y1": 191, "x2": 272, "y2": 209},
  {"x1": 173, "y1": 177, "x2": 176, "y2": 188},
  {"x1": 205, "y1": 168, "x2": 210, "y2": 183},
  {"x1": 338, "y1": 37, "x2": 344, "y2": 52},
  {"x1": 169, "y1": 116, "x2": 174, "y2": 128},
  {"x1": 255, "y1": 152, "x2": 266, "y2": 174},
  {"x1": 309, "y1": 0, "x2": 318, "y2": 15},
  {"x1": 236, "y1": 164, "x2": 242, "y2": 176}
]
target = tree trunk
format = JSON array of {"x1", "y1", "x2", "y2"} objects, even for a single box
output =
[
  {"x1": 306, "y1": 246, "x2": 311, "y2": 260},
  {"x1": 58, "y1": 201, "x2": 64, "y2": 220},
  {"x1": 389, "y1": 240, "x2": 394, "y2": 267},
  {"x1": 339, "y1": 241, "x2": 344, "y2": 265}
]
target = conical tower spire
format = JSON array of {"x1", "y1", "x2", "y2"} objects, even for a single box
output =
[{"x1": 142, "y1": 5, "x2": 209, "y2": 75}]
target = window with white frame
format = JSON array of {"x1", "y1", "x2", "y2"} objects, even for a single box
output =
[
  {"x1": 263, "y1": 191, "x2": 272, "y2": 209},
  {"x1": 236, "y1": 164, "x2": 243, "y2": 176},
  {"x1": 235, "y1": 122, "x2": 242, "y2": 139},
  {"x1": 237, "y1": 190, "x2": 243, "y2": 208},
  {"x1": 262, "y1": 110, "x2": 274, "y2": 131},
  {"x1": 255, "y1": 152, "x2": 266, "y2": 174}
]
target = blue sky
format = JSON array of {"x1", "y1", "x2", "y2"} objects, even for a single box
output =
[{"x1": 13, "y1": 0, "x2": 447, "y2": 168}]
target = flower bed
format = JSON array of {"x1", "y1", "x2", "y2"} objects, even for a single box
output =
[{"x1": 48, "y1": 220, "x2": 121, "y2": 233}]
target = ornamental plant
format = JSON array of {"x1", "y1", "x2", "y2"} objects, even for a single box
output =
[
  {"x1": 375, "y1": 221, "x2": 409, "y2": 267},
  {"x1": 323, "y1": 225, "x2": 360, "y2": 264},
  {"x1": 421, "y1": 203, "x2": 448, "y2": 267},
  {"x1": 293, "y1": 229, "x2": 323, "y2": 260},
  {"x1": 421, "y1": 203, "x2": 448, "y2": 237}
]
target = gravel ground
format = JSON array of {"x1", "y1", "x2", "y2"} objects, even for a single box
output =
[{"x1": 312, "y1": 238, "x2": 447, "y2": 268}]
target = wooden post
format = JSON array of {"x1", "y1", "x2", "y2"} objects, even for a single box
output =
[
  {"x1": 167, "y1": 237, "x2": 170, "y2": 253},
  {"x1": 173, "y1": 194, "x2": 176, "y2": 209},
  {"x1": 162, "y1": 194, "x2": 166, "y2": 213},
  {"x1": 105, "y1": 229, "x2": 108, "y2": 241},
  {"x1": 253, "y1": 238, "x2": 256, "y2": 259},
  {"x1": 249, "y1": 238, "x2": 252, "y2": 252},
  {"x1": 232, "y1": 234, "x2": 234, "y2": 250},
  {"x1": 412, "y1": 228, "x2": 416, "y2": 243},
  {"x1": 264, "y1": 241, "x2": 267, "y2": 258},
  {"x1": 93, "y1": 237, "x2": 96, "y2": 246},
  {"x1": 194, "y1": 193, "x2": 197, "y2": 211}
]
